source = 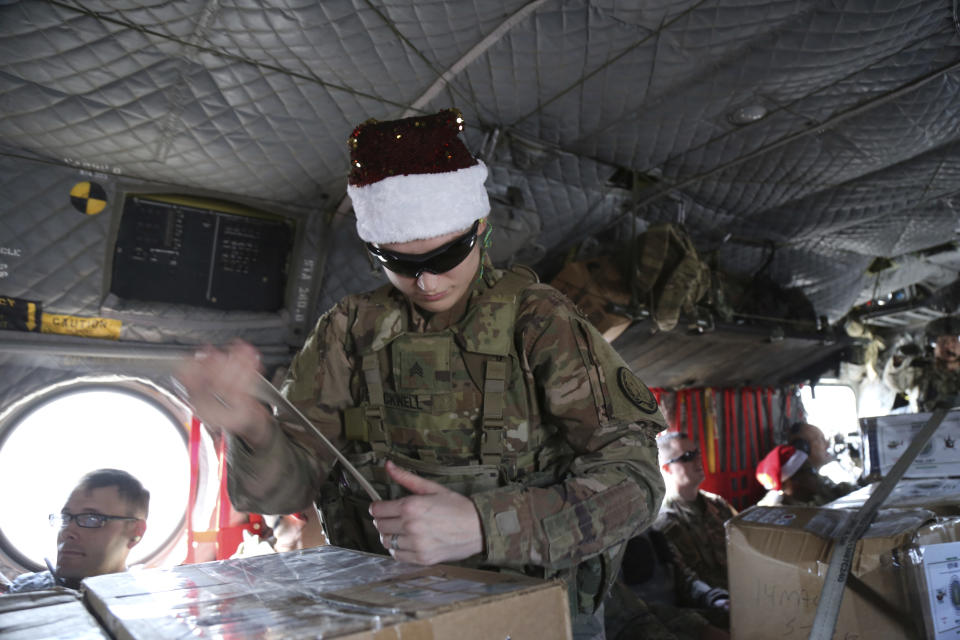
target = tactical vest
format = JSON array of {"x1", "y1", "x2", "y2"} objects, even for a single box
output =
[{"x1": 320, "y1": 267, "x2": 561, "y2": 553}]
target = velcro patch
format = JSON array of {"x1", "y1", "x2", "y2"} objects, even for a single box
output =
[{"x1": 494, "y1": 509, "x2": 522, "y2": 536}]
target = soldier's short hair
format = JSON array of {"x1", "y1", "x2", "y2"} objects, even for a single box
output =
[
  {"x1": 927, "y1": 316, "x2": 960, "y2": 338},
  {"x1": 656, "y1": 431, "x2": 687, "y2": 459},
  {"x1": 787, "y1": 421, "x2": 806, "y2": 436},
  {"x1": 76, "y1": 468, "x2": 150, "y2": 518}
]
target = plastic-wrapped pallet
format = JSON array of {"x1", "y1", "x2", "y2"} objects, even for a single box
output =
[
  {"x1": 0, "y1": 588, "x2": 110, "y2": 640},
  {"x1": 82, "y1": 545, "x2": 570, "y2": 640}
]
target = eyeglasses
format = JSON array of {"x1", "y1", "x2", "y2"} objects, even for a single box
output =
[
  {"x1": 49, "y1": 513, "x2": 140, "y2": 529},
  {"x1": 367, "y1": 220, "x2": 480, "y2": 279},
  {"x1": 666, "y1": 448, "x2": 700, "y2": 464}
]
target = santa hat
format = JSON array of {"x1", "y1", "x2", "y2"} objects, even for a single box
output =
[
  {"x1": 347, "y1": 108, "x2": 490, "y2": 244},
  {"x1": 756, "y1": 445, "x2": 808, "y2": 491}
]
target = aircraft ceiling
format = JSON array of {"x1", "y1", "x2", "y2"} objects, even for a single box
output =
[{"x1": 2, "y1": 0, "x2": 960, "y2": 387}]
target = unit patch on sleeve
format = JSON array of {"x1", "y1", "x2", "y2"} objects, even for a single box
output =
[{"x1": 617, "y1": 367, "x2": 659, "y2": 414}]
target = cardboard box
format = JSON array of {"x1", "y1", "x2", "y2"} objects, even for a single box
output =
[
  {"x1": 826, "y1": 478, "x2": 960, "y2": 516},
  {"x1": 83, "y1": 545, "x2": 570, "y2": 639},
  {"x1": 0, "y1": 588, "x2": 111, "y2": 640},
  {"x1": 727, "y1": 506, "x2": 960, "y2": 639}
]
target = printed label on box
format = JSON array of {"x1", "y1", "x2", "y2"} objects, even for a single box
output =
[{"x1": 921, "y1": 541, "x2": 960, "y2": 638}]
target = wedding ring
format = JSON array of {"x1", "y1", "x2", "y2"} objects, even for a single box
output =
[{"x1": 390, "y1": 533, "x2": 400, "y2": 551}]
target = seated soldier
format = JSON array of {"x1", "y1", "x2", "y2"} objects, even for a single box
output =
[
  {"x1": 6, "y1": 469, "x2": 149, "y2": 593},
  {"x1": 603, "y1": 433, "x2": 734, "y2": 640},
  {"x1": 785, "y1": 421, "x2": 855, "y2": 504},
  {"x1": 604, "y1": 529, "x2": 729, "y2": 640},
  {"x1": 652, "y1": 433, "x2": 736, "y2": 597},
  {"x1": 756, "y1": 445, "x2": 818, "y2": 506}
]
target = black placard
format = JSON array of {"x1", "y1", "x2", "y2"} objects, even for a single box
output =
[{"x1": 110, "y1": 196, "x2": 293, "y2": 311}]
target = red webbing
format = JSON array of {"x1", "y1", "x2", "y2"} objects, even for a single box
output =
[{"x1": 184, "y1": 415, "x2": 202, "y2": 564}]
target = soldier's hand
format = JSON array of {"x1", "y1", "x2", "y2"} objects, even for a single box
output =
[
  {"x1": 370, "y1": 460, "x2": 484, "y2": 565},
  {"x1": 175, "y1": 340, "x2": 272, "y2": 449}
]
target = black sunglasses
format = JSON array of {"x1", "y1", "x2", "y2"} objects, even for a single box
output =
[
  {"x1": 367, "y1": 220, "x2": 480, "y2": 279},
  {"x1": 666, "y1": 448, "x2": 700, "y2": 464}
]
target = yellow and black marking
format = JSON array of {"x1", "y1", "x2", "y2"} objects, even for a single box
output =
[
  {"x1": 618, "y1": 367, "x2": 660, "y2": 414},
  {"x1": 70, "y1": 181, "x2": 107, "y2": 215},
  {"x1": 41, "y1": 313, "x2": 121, "y2": 339},
  {"x1": 0, "y1": 296, "x2": 42, "y2": 332}
]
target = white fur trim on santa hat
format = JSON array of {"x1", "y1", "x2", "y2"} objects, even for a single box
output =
[
  {"x1": 781, "y1": 448, "x2": 808, "y2": 482},
  {"x1": 349, "y1": 161, "x2": 489, "y2": 244}
]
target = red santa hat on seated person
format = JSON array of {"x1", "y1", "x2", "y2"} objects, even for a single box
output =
[
  {"x1": 755, "y1": 444, "x2": 808, "y2": 491},
  {"x1": 347, "y1": 108, "x2": 490, "y2": 245}
]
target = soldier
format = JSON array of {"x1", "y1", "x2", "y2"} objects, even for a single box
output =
[
  {"x1": 177, "y1": 109, "x2": 666, "y2": 639},
  {"x1": 915, "y1": 317, "x2": 960, "y2": 411},
  {"x1": 756, "y1": 445, "x2": 818, "y2": 506},
  {"x1": 6, "y1": 469, "x2": 149, "y2": 593},
  {"x1": 785, "y1": 421, "x2": 855, "y2": 504},
  {"x1": 651, "y1": 433, "x2": 734, "y2": 609},
  {"x1": 883, "y1": 316, "x2": 960, "y2": 412}
]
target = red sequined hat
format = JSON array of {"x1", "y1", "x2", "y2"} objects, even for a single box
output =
[
  {"x1": 346, "y1": 108, "x2": 490, "y2": 244},
  {"x1": 755, "y1": 445, "x2": 808, "y2": 491}
]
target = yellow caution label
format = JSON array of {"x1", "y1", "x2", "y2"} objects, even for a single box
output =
[{"x1": 41, "y1": 313, "x2": 121, "y2": 339}]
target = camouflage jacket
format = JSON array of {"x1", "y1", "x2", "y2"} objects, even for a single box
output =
[
  {"x1": 227, "y1": 262, "x2": 666, "y2": 613},
  {"x1": 652, "y1": 491, "x2": 736, "y2": 591},
  {"x1": 756, "y1": 475, "x2": 854, "y2": 508},
  {"x1": 919, "y1": 362, "x2": 960, "y2": 412},
  {"x1": 811, "y1": 474, "x2": 855, "y2": 505},
  {"x1": 604, "y1": 577, "x2": 710, "y2": 640}
]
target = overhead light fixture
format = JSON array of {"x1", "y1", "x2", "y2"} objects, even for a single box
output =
[{"x1": 727, "y1": 104, "x2": 768, "y2": 125}]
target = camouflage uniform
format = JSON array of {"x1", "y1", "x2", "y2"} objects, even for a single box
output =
[
  {"x1": 652, "y1": 491, "x2": 735, "y2": 592},
  {"x1": 918, "y1": 362, "x2": 960, "y2": 412},
  {"x1": 604, "y1": 577, "x2": 711, "y2": 640},
  {"x1": 757, "y1": 476, "x2": 854, "y2": 507},
  {"x1": 810, "y1": 475, "x2": 855, "y2": 505},
  {"x1": 227, "y1": 261, "x2": 667, "y2": 632}
]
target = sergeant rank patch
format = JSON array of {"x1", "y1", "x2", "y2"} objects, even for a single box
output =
[{"x1": 617, "y1": 367, "x2": 659, "y2": 414}]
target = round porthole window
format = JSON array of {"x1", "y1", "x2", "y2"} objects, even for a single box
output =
[{"x1": 0, "y1": 386, "x2": 190, "y2": 572}]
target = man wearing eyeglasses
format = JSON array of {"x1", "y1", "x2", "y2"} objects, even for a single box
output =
[
  {"x1": 6, "y1": 468, "x2": 149, "y2": 593},
  {"x1": 177, "y1": 108, "x2": 666, "y2": 639},
  {"x1": 650, "y1": 433, "x2": 736, "y2": 611}
]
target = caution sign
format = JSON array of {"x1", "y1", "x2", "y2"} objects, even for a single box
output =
[
  {"x1": 0, "y1": 296, "x2": 41, "y2": 332},
  {"x1": 70, "y1": 181, "x2": 107, "y2": 215},
  {"x1": 41, "y1": 313, "x2": 121, "y2": 340}
]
